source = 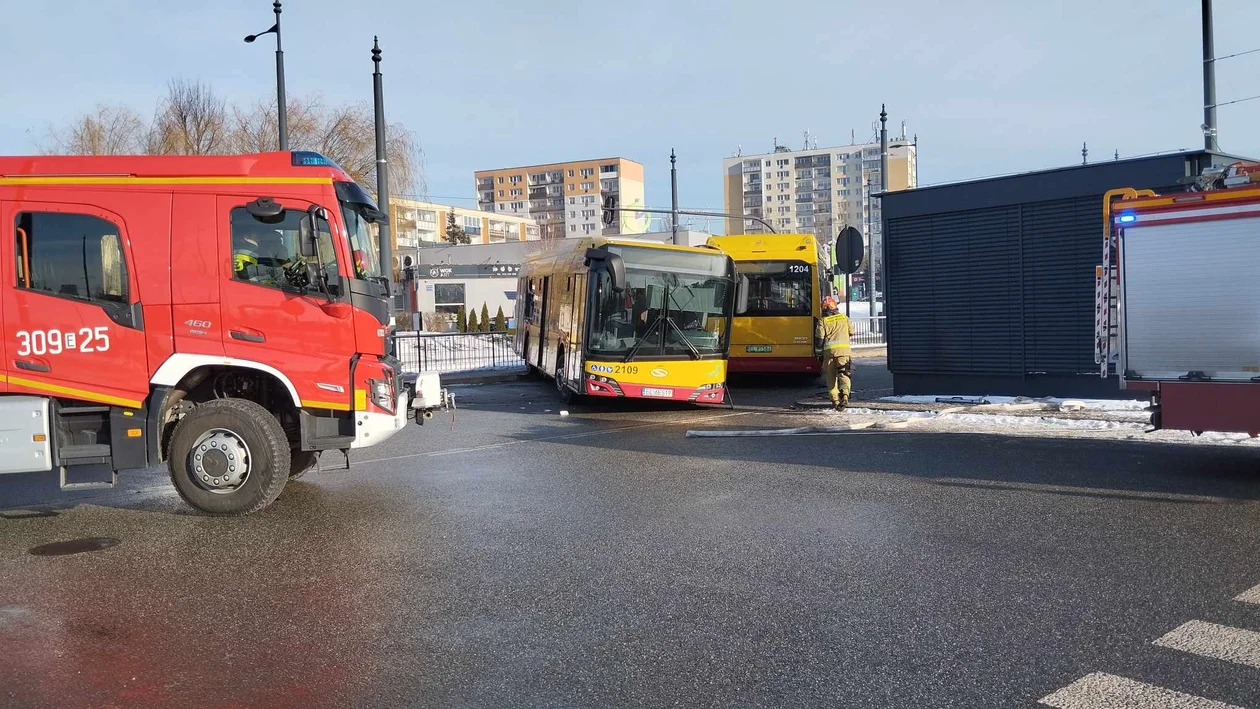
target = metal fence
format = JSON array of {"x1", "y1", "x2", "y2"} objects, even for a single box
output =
[
  {"x1": 394, "y1": 318, "x2": 885, "y2": 378},
  {"x1": 851, "y1": 316, "x2": 887, "y2": 349},
  {"x1": 393, "y1": 332, "x2": 525, "y2": 376}
]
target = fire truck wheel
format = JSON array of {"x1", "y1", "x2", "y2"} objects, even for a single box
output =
[
  {"x1": 289, "y1": 451, "x2": 319, "y2": 479},
  {"x1": 167, "y1": 398, "x2": 291, "y2": 516}
]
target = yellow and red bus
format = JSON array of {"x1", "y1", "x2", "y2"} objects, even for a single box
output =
[
  {"x1": 515, "y1": 238, "x2": 739, "y2": 404},
  {"x1": 706, "y1": 233, "x2": 830, "y2": 375}
]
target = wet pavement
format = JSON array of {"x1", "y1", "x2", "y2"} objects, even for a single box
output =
[{"x1": 3, "y1": 359, "x2": 1260, "y2": 708}]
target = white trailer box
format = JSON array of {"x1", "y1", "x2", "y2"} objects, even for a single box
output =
[{"x1": 1120, "y1": 212, "x2": 1260, "y2": 382}]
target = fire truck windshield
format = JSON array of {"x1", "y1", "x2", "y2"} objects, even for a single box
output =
[{"x1": 334, "y1": 181, "x2": 385, "y2": 281}]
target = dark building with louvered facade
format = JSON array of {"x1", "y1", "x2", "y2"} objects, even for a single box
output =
[{"x1": 880, "y1": 150, "x2": 1249, "y2": 398}]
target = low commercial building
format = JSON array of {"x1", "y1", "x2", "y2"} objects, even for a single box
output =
[{"x1": 880, "y1": 149, "x2": 1249, "y2": 398}]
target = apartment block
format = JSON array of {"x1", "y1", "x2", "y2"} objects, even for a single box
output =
[
  {"x1": 721, "y1": 139, "x2": 917, "y2": 263},
  {"x1": 474, "y1": 158, "x2": 647, "y2": 240},
  {"x1": 390, "y1": 197, "x2": 539, "y2": 250}
]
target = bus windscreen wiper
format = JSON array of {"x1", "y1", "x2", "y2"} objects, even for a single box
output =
[
  {"x1": 622, "y1": 314, "x2": 663, "y2": 363},
  {"x1": 663, "y1": 317, "x2": 702, "y2": 360}
]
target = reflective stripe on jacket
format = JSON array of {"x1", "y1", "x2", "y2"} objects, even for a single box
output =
[{"x1": 816, "y1": 313, "x2": 853, "y2": 355}]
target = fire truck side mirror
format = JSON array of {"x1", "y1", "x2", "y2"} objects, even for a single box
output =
[
  {"x1": 246, "y1": 197, "x2": 285, "y2": 223},
  {"x1": 298, "y1": 213, "x2": 319, "y2": 259},
  {"x1": 735, "y1": 274, "x2": 750, "y2": 315}
]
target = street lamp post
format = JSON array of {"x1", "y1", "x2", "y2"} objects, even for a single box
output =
[
  {"x1": 244, "y1": 1, "x2": 288, "y2": 150},
  {"x1": 372, "y1": 37, "x2": 392, "y2": 294}
]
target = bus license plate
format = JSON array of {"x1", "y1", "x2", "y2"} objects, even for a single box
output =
[
  {"x1": 746, "y1": 345, "x2": 773, "y2": 353},
  {"x1": 643, "y1": 387, "x2": 674, "y2": 398}
]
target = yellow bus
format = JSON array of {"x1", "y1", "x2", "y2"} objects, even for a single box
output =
[
  {"x1": 515, "y1": 238, "x2": 740, "y2": 404},
  {"x1": 706, "y1": 233, "x2": 832, "y2": 375}
]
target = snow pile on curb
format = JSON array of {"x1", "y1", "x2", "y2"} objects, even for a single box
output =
[{"x1": 881, "y1": 395, "x2": 1148, "y2": 412}]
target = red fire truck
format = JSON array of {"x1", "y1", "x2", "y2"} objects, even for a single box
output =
[
  {"x1": 1097, "y1": 162, "x2": 1260, "y2": 435},
  {"x1": 0, "y1": 150, "x2": 412, "y2": 514}
]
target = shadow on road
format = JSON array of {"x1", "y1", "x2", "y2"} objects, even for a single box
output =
[{"x1": 497, "y1": 420, "x2": 1260, "y2": 503}]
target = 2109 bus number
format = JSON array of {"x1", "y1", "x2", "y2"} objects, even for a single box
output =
[{"x1": 590, "y1": 364, "x2": 638, "y2": 375}]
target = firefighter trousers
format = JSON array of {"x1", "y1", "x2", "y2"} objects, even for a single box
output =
[{"x1": 824, "y1": 354, "x2": 852, "y2": 405}]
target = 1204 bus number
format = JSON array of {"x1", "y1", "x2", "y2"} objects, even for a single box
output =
[{"x1": 16, "y1": 328, "x2": 111, "y2": 356}]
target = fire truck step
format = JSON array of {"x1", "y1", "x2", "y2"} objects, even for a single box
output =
[{"x1": 58, "y1": 444, "x2": 112, "y2": 466}]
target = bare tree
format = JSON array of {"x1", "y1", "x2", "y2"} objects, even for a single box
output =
[
  {"x1": 229, "y1": 96, "x2": 424, "y2": 194},
  {"x1": 40, "y1": 79, "x2": 425, "y2": 196},
  {"x1": 42, "y1": 105, "x2": 145, "y2": 155},
  {"x1": 229, "y1": 94, "x2": 322, "y2": 154},
  {"x1": 145, "y1": 78, "x2": 228, "y2": 155}
]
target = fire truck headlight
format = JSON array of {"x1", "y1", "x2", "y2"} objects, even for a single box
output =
[{"x1": 370, "y1": 378, "x2": 395, "y2": 413}]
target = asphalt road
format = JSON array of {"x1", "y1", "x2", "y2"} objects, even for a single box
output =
[{"x1": 3, "y1": 361, "x2": 1260, "y2": 708}]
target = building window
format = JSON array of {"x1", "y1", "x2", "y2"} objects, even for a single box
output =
[
  {"x1": 581, "y1": 182, "x2": 594, "y2": 190},
  {"x1": 582, "y1": 223, "x2": 596, "y2": 234},
  {"x1": 580, "y1": 167, "x2": 594, "y2": 177},
  {"x1": 15, "y1": 211, "x2": 129, "y2": 305},
  {"x1": 568, "y1": 184, "x2": 575, "y2": 192},
  {"x1": 570, "y1": 224, "x2": 577, "y2": 232},
  {"x1": 509, "y1": 175, "x2": 521, "y2": 184},
  {"x1": 497, "y1": 177, "x2": 504, "y2": 184},
  {"x1": 568, "y1": 197, "x2": 575, "y2": 204},
  {"x1": 567, "y1": 169, "x2": 574, "y2": 177},
  {"x1": 600, "y1": 164, "x2": 616, "y2": 173},
  {"x1": 498, "y1": 190, "x2": 504, "y2": 197}
]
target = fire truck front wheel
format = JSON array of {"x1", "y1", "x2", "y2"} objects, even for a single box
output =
[{"x1": 167, "y1": 398, "x2": 291, "y2": 516}]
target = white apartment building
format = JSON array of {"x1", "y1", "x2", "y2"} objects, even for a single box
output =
[{"x1": 722, "y1": 138, "x2": 917, "y2": 274}]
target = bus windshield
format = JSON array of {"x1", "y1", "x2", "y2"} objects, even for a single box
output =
[
  {"x1": 587, "y1": 246, "x2": 733, "y2": 360},
  {"x1": 740, "y1": 260, "x2": 812, "y2": 316}
]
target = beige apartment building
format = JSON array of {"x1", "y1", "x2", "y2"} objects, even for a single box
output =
[
  {"x1": 721, "y1": 138, "x2": 917, "y2": 247},
  {"x1": 390, "y1": 197, "x2": 539, "y2": 249},
  {"x1": 474, "y1": 158, "x2": 647, "y2": 240}
]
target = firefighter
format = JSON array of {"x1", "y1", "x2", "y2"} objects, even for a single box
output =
[{"x1": 816, "y1": 295, "x2": 855, "y2": 411}]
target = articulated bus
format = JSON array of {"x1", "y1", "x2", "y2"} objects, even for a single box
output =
[
  {"x1": 515, "y1": 238, "x2": 739, "y2": 404},
  {"x1": 706, "y1": 234, "x2": 832, "y2": 375}
]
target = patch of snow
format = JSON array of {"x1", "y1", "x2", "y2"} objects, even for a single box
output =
[{"x1": 881, "y1": 394, "x2": 1148, "y2": 412}]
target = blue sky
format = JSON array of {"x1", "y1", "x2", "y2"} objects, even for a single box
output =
[{"x1": 2, "y1": 0, "x2": 1258, "y2": 222}]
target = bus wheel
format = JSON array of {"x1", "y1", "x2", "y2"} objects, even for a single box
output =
[
  {"x1": 167, "y1": 398, "x2": 290, "y2": 516},
  {"x1": 555, "y1": 352, "x2": 574, "y2": 404}
]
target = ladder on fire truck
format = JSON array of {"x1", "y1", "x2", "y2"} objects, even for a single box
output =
[
  {"x1": 1095, "y1": 162, "x2": 1260, "y2": 377},
  {"x1": 1096, "y1": 188, "x2": 1154, "y2": 377}
]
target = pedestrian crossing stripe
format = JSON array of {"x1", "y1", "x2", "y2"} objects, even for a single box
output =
[
  {"x1": 1153, "y1": 620, "x2": 1260, "y2": 670},
  {"x1": 1039, "y1": 672, "x2": 1246, "y2": 709},
  {"x1": 1235, "y1": 583, "x2": 1260, "y2": 606}
]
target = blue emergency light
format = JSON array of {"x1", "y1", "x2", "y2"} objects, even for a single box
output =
[
  {"x1": 1118, "y1": 213, "x2": 1136, "y2": 224},
  {"x1": 291, "y1": 151, "x2": 342, "y2": 170}
]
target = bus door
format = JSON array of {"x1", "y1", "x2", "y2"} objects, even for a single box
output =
[
  {"x1": 539, "y1": 275, "x2": 551, "y2": 371},
  {"x1": 569, "y1": 274, "x2": 586, "y2": 381}
]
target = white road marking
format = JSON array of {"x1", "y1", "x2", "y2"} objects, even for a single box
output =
[
  {"x1": 1154, "y1": 620, "x2": 1260, "y2": 670},
  {"x1": 1234, "y1": 583, "x2": 1260, "y2": 606},
  {"x1": 1039, "y1": 672, "x2": 1246, "y2": 709},
  {"x1": 357, "y1": 411, "x2": 753, "y2": 464}
]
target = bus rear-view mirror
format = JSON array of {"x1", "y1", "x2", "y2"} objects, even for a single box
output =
[{"x1": 735, "y1": 274, "x2": 749, "y2": 315}]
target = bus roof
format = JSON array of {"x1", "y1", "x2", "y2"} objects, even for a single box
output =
[
  {"x1": 522, "y1": 236, "x2": 727, "y2": 270},
  {"x1": 0, "y1": 151, "x2": 351, "y2": 182},
  {"x1": 706, "y1": 233, "x2": 817, "y2": 259}
]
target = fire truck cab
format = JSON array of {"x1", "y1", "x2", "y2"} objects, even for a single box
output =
[{"x1": 0, "y1": 151, "x2": 409, "y2": 515}]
